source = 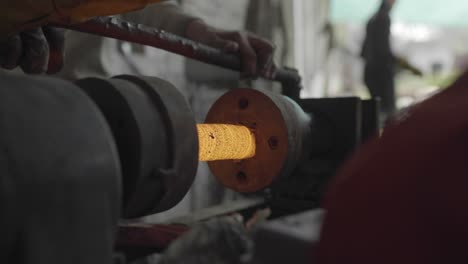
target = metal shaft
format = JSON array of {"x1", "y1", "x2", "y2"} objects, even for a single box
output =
[
  {"x1": 197, "y1": 124, "x2": 256, "y2": 161},
  {"x1": 53, "y1": 16, "x2": 301, "y2": 85}
]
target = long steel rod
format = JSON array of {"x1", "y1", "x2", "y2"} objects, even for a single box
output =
[{"x1": 53, "y1": 16, "x2": 301, "y2": 85}]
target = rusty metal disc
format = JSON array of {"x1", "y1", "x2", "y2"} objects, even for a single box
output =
[{"x1": 206, "y1": 88, "x2": 293, "y2": 192}]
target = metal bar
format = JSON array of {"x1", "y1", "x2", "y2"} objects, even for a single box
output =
[
  {"x1": 52, "y1": 16, "x2": 301, "y2": 85},
  {"x1": 116, "y1": 224, "x2": 189, "y2": 260},
  {"x1": 165, "y1": 197, "x2": 266, "y2": 225}
]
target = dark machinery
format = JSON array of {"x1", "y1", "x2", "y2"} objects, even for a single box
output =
[
  {"x1": 0, "y1": 73, "x2": 377, "y2": 263},
  {"x1": 58, "y1": 19, "x2": 379, "y2": 217},
  {"x1": 0, "y1": 16, "x2": 380, "y2": 264},
  {"x1": 75, "y1": 75, "x2": 199, "y2": 218},
  {"x1": 204, "y1": 86, "x2": 379, "y2": 218}
]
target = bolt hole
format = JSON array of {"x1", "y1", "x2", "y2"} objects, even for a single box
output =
[
  {"x1": 238, "y1": 98, "x2": 249, "y2": 109},
  {"x1": 237, "y1": 171, "x2": 248, "y2": 184},
  {"x1": 268, "y1": 137, "x2": 279, "y2": 150}
]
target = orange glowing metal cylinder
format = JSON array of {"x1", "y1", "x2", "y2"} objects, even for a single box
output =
[{"x1": 197, "y1": 124, "x2": 256, "y2": 161}]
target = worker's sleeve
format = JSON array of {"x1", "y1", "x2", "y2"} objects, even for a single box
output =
[
  {"x1": 122, "y1": 1, "x2": 200, "y2": 37},
  {"x1": 0, "y1": 0, "x2": 167, "y2": 39},
  {"x1": 316, "y1": 71, "x2": 468, "y2": 264},
  {"x1": 0, "y1": 0, "x2": 54, "y2": 38}
]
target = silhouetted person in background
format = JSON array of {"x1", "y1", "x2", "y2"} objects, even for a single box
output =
[
  {"x1": 361, "y1": 0, "x2": 397, "y2": 118},
  {"x1": 361, "y1": 0, "x2": 422, "y2": 121}
]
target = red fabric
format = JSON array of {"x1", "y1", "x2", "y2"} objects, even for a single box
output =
[{"x1": 317, "y1": 71, "x2": 468, "y2": 264}]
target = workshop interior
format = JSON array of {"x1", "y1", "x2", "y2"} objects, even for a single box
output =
[{"x1": 1, "y1": 0, "x2": 468, "y2": 263}]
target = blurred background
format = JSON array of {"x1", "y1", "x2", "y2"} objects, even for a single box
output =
[
  {"x1": 149, "y1": 0, "x2": 468, "y2": 114},
  {"x1": 327, "y1": 0, "x2": 468, "y2": 107}
]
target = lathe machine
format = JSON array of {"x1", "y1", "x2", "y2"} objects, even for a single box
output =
[{"x1": 0, "y1": 17, "x2": 379, "y2": 264}]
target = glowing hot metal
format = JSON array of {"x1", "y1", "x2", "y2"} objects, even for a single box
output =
[{"x1": 197, "y1": 124, "x2": 255, "y2": 161}]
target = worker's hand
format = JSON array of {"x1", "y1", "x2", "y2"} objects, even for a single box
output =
[
  {"x1": 185, "y1": 20, "x2": 277, "y2": 79},
  {"x1": 160, "y1": 217, "x2": 252, "y2": 264},
  {"x1": 395, "y1": 56, "x2": 423, "y2": 77},
  {"x1": 0, "y1": 27, "x2": 65, "y2": 74},
  {"x1": 410, "y1": 67, "x2": 423, "y2": 77}
]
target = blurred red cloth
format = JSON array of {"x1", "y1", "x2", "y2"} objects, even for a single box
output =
[{"x1": 317, "y1": 71, "x2": 468, "y2": 264}]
